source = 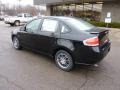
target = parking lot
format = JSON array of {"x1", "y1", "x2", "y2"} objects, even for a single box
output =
[{"x1": 0, "y1": 21, "x2": 120, "y2": 90}]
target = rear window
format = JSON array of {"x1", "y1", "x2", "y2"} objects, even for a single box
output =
[{"x1": 65, "y1": 18, "x2": 95, "y2": 31}]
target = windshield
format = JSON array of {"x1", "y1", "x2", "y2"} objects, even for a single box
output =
[{"x1": 65, "y1": 18, "x2": 95, "y2": 31}]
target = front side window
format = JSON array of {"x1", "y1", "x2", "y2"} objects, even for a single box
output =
[
  {"x1": 41, "y1": 19, "x2": 59, "y2": 32},
  {"x1": 26, "y1": 19, "x2": 41, "y2": 33}
]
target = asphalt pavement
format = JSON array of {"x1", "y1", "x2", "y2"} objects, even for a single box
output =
[{"x1": 0, "y1": 21, "x2": 120, "y2": 90}]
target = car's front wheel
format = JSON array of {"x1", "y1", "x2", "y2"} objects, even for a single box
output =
[
  {"x1": 12, "y1": 37, "x2": 21, "y2": 50},
  {"x1": 55, "y1": 50, "x2": 74, "y2": 71}
]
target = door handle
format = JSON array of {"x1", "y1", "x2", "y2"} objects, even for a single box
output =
[{"x1": 50, "y1": 33, "x2": 55, "y2": 37}]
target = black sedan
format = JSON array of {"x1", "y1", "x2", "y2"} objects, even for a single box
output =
[{"x1": 11, "y1": 16, "x2": 111, "y2": 71}]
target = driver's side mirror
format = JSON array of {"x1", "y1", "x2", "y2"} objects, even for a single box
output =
[{"x1": 20, "y1": 26, "x2": 26, "y2": 31}]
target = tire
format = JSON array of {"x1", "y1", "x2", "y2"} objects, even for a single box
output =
[
  {"x1": 10, "y1": 23, "x2": 14, "y2": 26},
  {"x1": 14, "y1": 21, "x2": 20, "y2": 26},
  {"x1": 55, "y1": 50, "x2": 74, "y2": 71},
  {"x1": 12, "y1": 36, "x2": 22, "y2": 50}
]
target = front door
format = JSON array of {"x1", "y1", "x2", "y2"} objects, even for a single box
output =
[{"x1": 18, "y1": 19, "x2": 42, "y2": 49}]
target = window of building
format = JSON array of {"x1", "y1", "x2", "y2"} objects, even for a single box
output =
[{"x1": 52, "y1": 3, "x2": 103, "y2": 21}]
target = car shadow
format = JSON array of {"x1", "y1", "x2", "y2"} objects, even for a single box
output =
[
  {"x1": 20, "y1": 47, "x2": 109, "y2": 73},
  {"x1": 14, "y1": 46, "x2": 112, "y2": 78}
]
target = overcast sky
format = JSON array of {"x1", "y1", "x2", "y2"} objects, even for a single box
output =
[{"x1": 1, "y1": 0, "x2": 33, "y2": 5}]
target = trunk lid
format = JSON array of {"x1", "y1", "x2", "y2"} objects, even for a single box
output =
[{"x1": 87, "y1": 28, "x2": 109, "y2": 46}]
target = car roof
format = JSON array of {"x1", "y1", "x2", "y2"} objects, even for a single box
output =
[
  {"x1": 48, "y1": 16, "x2": 73, "y2": 19},
  {"x1": 40, "y1": 16, "x2": 78, "y2": 22}
]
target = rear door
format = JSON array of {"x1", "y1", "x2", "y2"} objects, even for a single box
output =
[{"x1": 33, "y1": 18, "x2": 60, "y2": 54}]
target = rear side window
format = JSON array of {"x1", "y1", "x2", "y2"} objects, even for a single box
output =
[
  {"x1": 60, "y1": 24, "x2": 70, "y2": 33},
  {"x1": 41, "y1": 19, "x2": 59, "y2": 32}
]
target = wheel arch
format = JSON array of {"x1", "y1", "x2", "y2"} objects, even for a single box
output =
[
  {"x1": 52, "y1": 46, "x2": 74, "y2": 60},
  {"x1": 14, "y1": 20, "x2": 20, "y2": 25},
  {"x1": 14, "y1": 20, "x2": 20, "y2": 23}
]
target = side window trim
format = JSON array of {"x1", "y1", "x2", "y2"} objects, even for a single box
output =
[
  {"x1": 60, "y1": 22, "x2": 72, "y2": 34},
  {"x1": 39, "y1": 18, "x2": 44, "y2": 32}
]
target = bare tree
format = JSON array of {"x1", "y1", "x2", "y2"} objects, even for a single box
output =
[{"x1": 0, "y1": 2, "x2": 46, "y2": 16}]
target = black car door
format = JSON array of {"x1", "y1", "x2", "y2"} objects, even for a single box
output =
[
  {"x1": 33, "y1": 18, "x2": 61, "y2": 54},
  {"x1": 18, "y1": 19, "x2": 42, "y2": 49}
]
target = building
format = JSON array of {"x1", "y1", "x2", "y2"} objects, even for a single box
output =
[{"x1": 34, "y1": 0, "x2": 120, "y2": 22}]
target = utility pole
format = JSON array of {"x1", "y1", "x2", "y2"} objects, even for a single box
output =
[
  {"x1": 18, "y1": 0, "x2": 21, "y2": 13},
  {"x1": 0, "y1": 0, "x2": 2, "y2": 15}
]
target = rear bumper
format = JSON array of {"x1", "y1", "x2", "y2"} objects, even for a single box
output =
[{"x1": 73, "y1": 41, "x2": 111, "y2": 65}]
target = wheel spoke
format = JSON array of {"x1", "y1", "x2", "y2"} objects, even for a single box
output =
[
  {"x1": 57, "y1": 52, "x2": 71, "y2": 69},
  {"x1": 13, "y1": 38, "x2": 19, "y2": 49}
]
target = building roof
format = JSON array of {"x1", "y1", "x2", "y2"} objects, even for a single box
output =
[{"x1": 34, "y1": 0, "x2": 115, "y2": 5}]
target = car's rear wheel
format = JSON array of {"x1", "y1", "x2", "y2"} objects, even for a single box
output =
[
  {"x1": 12, "y1": 37, "x2": 21, "y2": 50},
  {"x1": 55, "y1": 50, "x2": 74, "y2": 71},
  {"x1": 14, "y1": 21, "x2": 20, "y2": 26}
]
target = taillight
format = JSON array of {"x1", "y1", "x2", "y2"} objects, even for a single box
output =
[{"x1": 83, "y1": 37, "x2": 99, "y2": 46}]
